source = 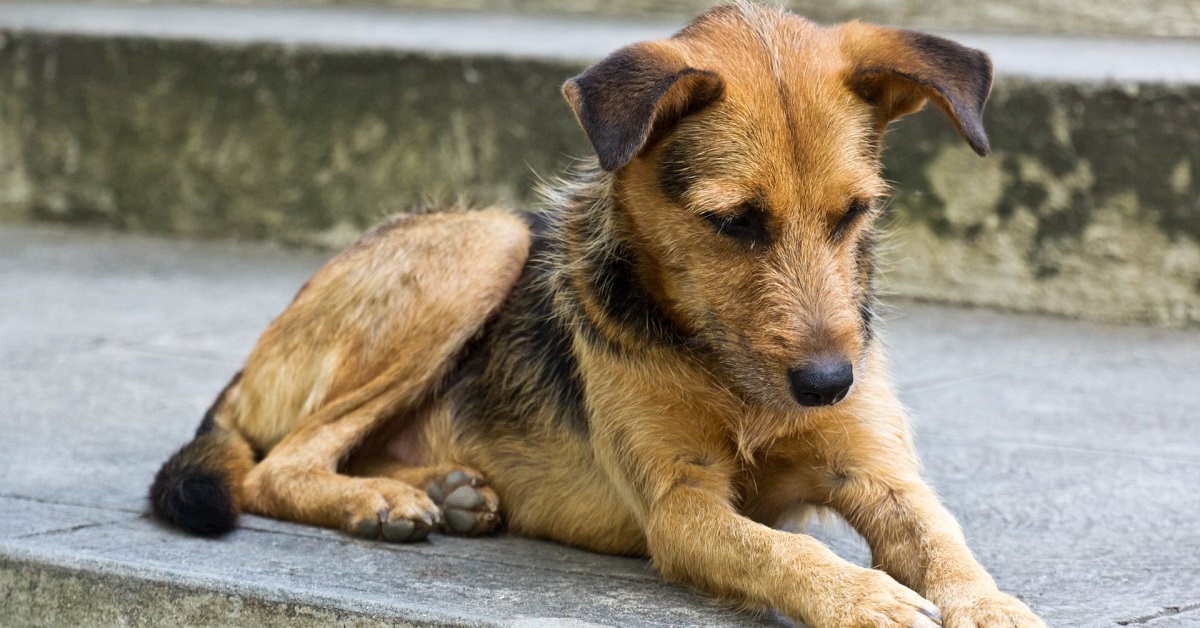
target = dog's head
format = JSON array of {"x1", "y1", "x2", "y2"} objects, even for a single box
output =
[{"x1": 563, "y1": 3, "x2": 992, "y2": 411}]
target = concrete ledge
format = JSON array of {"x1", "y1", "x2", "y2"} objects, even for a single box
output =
[
  {"x1": 2, "y1": 553, "x2": 432, "y2": 628},
  {"x1": 0, "y1": 517, "x2": 761, "y2": 627},
  {"x1": 1, "y1": 5, "x2": 1198, "y2": 325}
]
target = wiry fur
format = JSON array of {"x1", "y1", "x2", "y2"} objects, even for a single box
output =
[{"x1": 150, "y1": 4, "x2": 1041, "y2": 627}]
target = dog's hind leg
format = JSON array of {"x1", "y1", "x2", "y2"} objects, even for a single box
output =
[
  {"x1": 225, "y1": 209, "x2": 528, "y2": 541},
  {"x1": 241, "y1": 366, "x2": 447, "y2": 541}
]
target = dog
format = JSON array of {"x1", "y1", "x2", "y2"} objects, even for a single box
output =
[{"x1": 150, "y1": 3, "x2": 1044, "y2": 626}]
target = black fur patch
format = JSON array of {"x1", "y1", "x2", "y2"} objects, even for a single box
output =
[
  {"x1": 833, "y1": 200, "x2": 872, "y2": 243},
  {"x1": 450, "y1": 228, "x2": 590, "y2": 434},
  {"x1": 659, "y1": 137, "x2": 697, "y2": 204},
  {"x1": 701, "y1": 201, "x2": 770, "y2": 247},
  {"x1": 149, "y1": 437, "x2": 238, "y2": 536},
  {"x1": 854, "y1": 231, "x2": 878, "y2": 343},
  {"x1": 859, "y1": 298, "x2": 875, "y2": 343},
  {"x1": 855, "y1": 30, "x2": 993, "y2": 156},
  {"x1": 566, "y1": 45, "x2": 723, "y2": 171},
  {"x1": 150, "y1": 370, "x2": 247, "y2": 536},
  {"x1": 576, "y1": 206, "x2": 691, "y2": 351}
]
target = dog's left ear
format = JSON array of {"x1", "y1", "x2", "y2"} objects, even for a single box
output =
[
  {"x1": 563, "y1": 40, "x2": 725, "y2": 171},
  {"x1": 841, "y1": 23, "x2": 994, "y2": 156}
]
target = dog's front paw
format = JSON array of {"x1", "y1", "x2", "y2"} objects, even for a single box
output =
[{"x1": 939, "y1": 590, "x2": 1043, "y2": 628}]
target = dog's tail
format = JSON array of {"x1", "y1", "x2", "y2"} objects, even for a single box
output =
[{"x1": 149, "y1": 372, "x2": 255, "y2": 536}]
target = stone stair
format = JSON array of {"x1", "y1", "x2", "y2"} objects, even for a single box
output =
[
  {"x1": 0, "y1": 2, "x2": 1197, "y2": 326},
  {"x1": 3, "y1": 5, "x2": 1200, "y2": 625}
]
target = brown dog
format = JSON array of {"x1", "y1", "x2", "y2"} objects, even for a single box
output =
[{"x1": 151, "y1": 4, "x2": 1044, "y2": 626}]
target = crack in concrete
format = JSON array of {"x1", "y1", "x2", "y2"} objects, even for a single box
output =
[
  {"x1": 1117, "y1": 602, "x2": 1200, "y2": 625},
  {"x1": 0, "y1": 492, "x2": 142, "y2": 515},
  {"x1": 8, "y1": 520, "x2": 121, "y2": 541}
]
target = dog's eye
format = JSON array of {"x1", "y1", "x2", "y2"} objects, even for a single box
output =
[
  {"x1": 702, "y1": 203, "x2": 768, "y2": 246},
  {"x1": 832, "y1": 199, "x2": 872, "y2": 242}
]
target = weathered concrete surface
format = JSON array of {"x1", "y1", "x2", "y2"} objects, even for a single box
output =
[
  {"x1": 78, "y1": 0, "x2": 1200, "y2": 38},
  {"x1": 884, "y1": 80, "x2": 1200, "y2": 326},
  {"x1": 1, "y1": 5, "x2": 1199, "y2": 326},
  {"x1": 2, "y1": 225, "x2": 1200, "y2": 627}
]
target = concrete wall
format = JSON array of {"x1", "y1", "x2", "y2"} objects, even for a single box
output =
[
  {"x1": 1, "y1": 33, "x2": 1197, "y2": 325},
  {"x1": 88, "y1": 0, "x2": 1200, "y2": 38}
]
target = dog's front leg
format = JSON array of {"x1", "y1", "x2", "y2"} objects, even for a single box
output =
[
  {"x1": 822, "y1": 389, "x2": 1045, "y2": 627},
  {"x1": 613, "y1": 441, "x2": 942, "y2": 627},
  {"x1": 830, "y1": 476, "x2": 1044, "y2": 627}
]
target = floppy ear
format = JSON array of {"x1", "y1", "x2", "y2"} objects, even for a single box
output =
[
  {"x1": 841, "y1": 23, "x2": 994, "y2": 156},
  {"x1": 563, "y1": 41, "x2": 724, "y2": 171}
]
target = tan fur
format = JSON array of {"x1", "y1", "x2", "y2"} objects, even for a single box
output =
[
  {"x1": 228, "y1": 209, "x2": 528, "y2": 536},
  {"x1": 154, "y1": 4, "x2": 1043, "y2": 626}
]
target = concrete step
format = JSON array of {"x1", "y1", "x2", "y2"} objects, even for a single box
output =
[
  {"x1": 2, "y1": 225, "x2": 1199, "y2": 627},
  {"x1": 1, "y1": 3, "x2": 1199, "y2": 326},
  {"x1": 59, "y1": 0, "x2": 1200, "y2": 38}
]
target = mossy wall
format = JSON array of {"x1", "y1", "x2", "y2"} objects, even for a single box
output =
[{"x1": 2, "y1": 33, "x2": 1197, "y2": 324}]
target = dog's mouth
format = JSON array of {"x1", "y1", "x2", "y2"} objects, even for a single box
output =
[
  {"x1": 700, "y1": 317, "x2": 862, "y2": 412},
  {"x1": 699, "y1": 321, "x2": 802, "y2": 412}
]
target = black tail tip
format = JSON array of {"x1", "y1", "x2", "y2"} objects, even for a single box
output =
[{"x1": 149, "y1": 469, "x2": 238, "y2": 536}]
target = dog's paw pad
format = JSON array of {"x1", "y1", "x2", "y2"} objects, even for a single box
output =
[
  {"x1": 426, "y1": 469, "x2": 501, "y2": 537},
  {"x1": 354, "y1": 516, "x2": 382, "y2": 539},
  {"x1": 445, "y1": 485, "x2": 486, "y2": 510}
]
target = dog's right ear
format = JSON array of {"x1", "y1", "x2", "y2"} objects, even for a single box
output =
[{"x1": 563, "y1": 41, "x2": 724, "y2": 172}]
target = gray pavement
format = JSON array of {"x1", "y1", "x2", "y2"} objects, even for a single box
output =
[
  {"x1": 2, "y1": 3, "x2": 1200, "y2": 83},
  {"x1": 1, "y1": 225, "x2": 1198, "y2": 626}
]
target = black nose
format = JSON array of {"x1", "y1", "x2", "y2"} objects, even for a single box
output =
[{"x1": 789, "y1": 359, "x2": 854, "y2": 407}]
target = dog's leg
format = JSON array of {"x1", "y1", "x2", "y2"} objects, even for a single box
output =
[
  {"x1": 226, "y1": 209, "x2": 528, "y2": 541},
  {"x1": 587, "y1": 412, "x2": 939, "y2": 626},
  {"x1": 636, "y1": 452, "x2": 942, "y2": 627},
  {"x1": 241, "y1": 372, "x2": 444, "y2": 542},
  {"x1": 817, "y1": 384, "x2": 1045, "y2": 627}
]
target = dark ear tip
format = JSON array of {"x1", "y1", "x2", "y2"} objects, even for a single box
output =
[{"x1": 970, "y1": 133, "x2": 992, "y2": 156}]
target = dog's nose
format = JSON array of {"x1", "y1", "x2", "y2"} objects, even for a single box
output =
[{"x1": 789, "y1": 359, "x2": 854, "y2": 407}]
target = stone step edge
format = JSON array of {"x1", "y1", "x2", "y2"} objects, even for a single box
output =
[
  {"x1": 2, "y1": 2, "x2": 1200, "y2": 84},
  {"x1": 0, "y1": 547, "x2": 464, "y2": 627}
]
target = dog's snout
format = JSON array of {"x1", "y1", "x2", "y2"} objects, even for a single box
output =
[{"x1": 788, "y1": 359, "x2": 854, "y2": 407}]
